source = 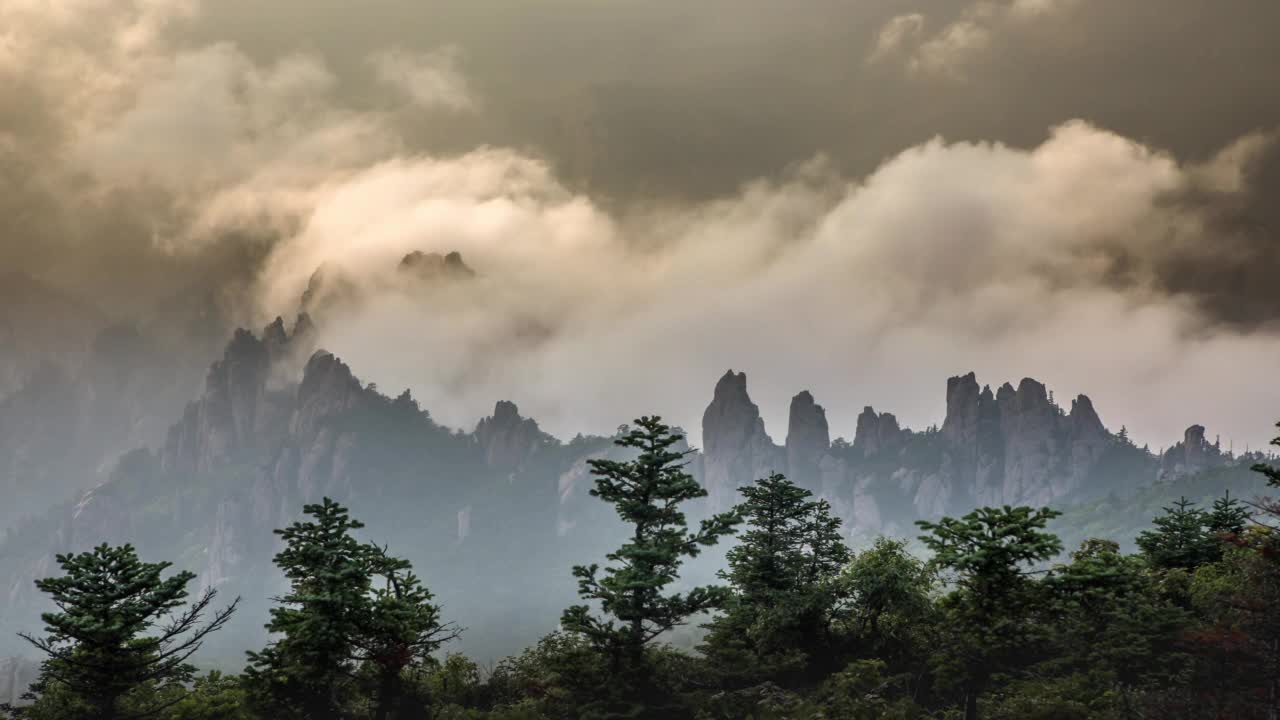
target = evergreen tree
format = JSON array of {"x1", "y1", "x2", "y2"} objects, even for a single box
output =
[
  {"x1": 245, "y1": 498, "x2": 377, "y2": 720},
  {"x1": 833, "y1": 537, "x2": 936, "y2": 667},
  {"x1": 357, "y1": 547, "x2": 461, "y2": 720},
  {"x1": 560, "y1": 416, "x2": 740, "y2": 712},
  {"x1": 1044, "y1": 539, "x2": 1192, "y2": 711},
  {"x1": 702, "y1": 473, "x2": 850, "y2": 684},
  {"x1": 917, "y1": 506, "x2": 1062, "y2": 720},
  {"x1": 15, "y1": 544, "x2": 237, "y2": 720},
  {"x1": 1136, "y1": 497, "x2": 1218, "y2": 571},
  {"x1": 1207, "y1": 491, "x2": 1250, "y2": 537}
]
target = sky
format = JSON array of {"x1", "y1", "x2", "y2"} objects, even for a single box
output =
[{"x1": 2, "y1": 0, "x2": 1280, "y2": 451}]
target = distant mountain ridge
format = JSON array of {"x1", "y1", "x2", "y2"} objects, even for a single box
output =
[{"x1": 0, "y1": 315, "x2": 1262, "y2": 663}]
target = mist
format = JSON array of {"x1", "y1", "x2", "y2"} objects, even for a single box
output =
[{"x1": 3, "y1": 0, "x2": 1280, "y2": 451}]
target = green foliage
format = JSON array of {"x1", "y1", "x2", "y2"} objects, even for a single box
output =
[
  {"x1": 13, "y1": 416, "x2": 1280, "y2": 720},
  {"x1": 13, "y1": 543, "x2": 236, "y2": 720},
  {"x1": 244, "y1": 498, "x2": 456, "y2": 720},
  {"x1": 917, "y1": 506, "x2": 1063, "y2": 720},
  {"x1": 1136, "y1": 497, "x2": 1214, "y2": 570},
  {"x1": 701, "y1": 473, "x2": 851, "y2": 685},
  {"x1": 245, "y1": 498, "x2": 374, "y2": 719},
  {"x1": 155, "y1": 672, "x2": 254, "y2": 720},
  {"x1": 800, "y1": 659, "x2": 925, "y2": 720},
  {"x1": 1041, "y1": 539, "x2": 1193, "y2": 706},
  {"x1": 561, "y1": 416, "x2": 740, "y2": 712},
  {"x1": 1251, "y1": 421, "x2": 1280, "y2": 487},
  {"x1": 833, "y1": 537, "x2": 936, "y2": 657}
]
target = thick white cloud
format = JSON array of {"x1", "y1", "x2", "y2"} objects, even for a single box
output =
[
  {"x1": 4, "y1": 0, "x2": 1278, "y2": 458},
  {"x1": 237, "y1": 120, "x2": 1280, "y2": 453}
]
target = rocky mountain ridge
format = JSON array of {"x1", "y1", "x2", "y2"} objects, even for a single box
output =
[{"x1": 0, "y1": 322, "x2": 1254, "y2": 663}]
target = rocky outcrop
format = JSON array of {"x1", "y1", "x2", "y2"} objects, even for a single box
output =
[
  {"x1": 1160, "y1": 425, "x2": 1226, "y2": 481},
  {"x1": 160, "y1": 323, "x2": 300, "y2": 477},
  {"x1": 399, "y1": 250, "x2": 476, "y2": 280},
  {"x1": 701, "y1": 371, "x2": 784, "y2": 511},
  {"x1": 475, "y1": 401, "x2": 552, "y2": 474},
  {"x1": 785, "y1": 391, "x2": 829, "y2": 490},
  {"x1": 852, "y1": 407, "x2": 904, "y2": 460},
  {"x1": 694, "y1": 369, "x2": 1168, "y2": 535}
]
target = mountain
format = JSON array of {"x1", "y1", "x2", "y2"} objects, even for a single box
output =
[
  {"x1": 0, "y1": 326, "x2": 1265, "y2": 666},
  {"x1": 699, "y1": 370, "x2": 1184, "y2": 538}
]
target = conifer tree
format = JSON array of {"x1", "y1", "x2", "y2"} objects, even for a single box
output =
[
  {"x1": 1045, "y1": 539, "x2": 1192, "y2": 708},
  {"x1": 1136, "y1": 497, "x2": 1218, "y2": 571},
  {"x1": 917, "y1": 506, "x2": 1062, "y2": 720},
  {"x1": 357, "y1": 547, "x2": 460, "y2": 720},
  {"x1": 245, "y1": 498, "x2": 376, "y2": 720},
  {"x1": 1207, "y1": 491, "x2": 1250, "y2": 537},
  {"x1": 561, "y1": 416, "x2": 740, "y2": 709},
  {"x1": 702, "y1": 473, "x2": 850, "y2": 683},
  {"x1": 16, "y1": 544, "x2": 237, "y2": 720}
]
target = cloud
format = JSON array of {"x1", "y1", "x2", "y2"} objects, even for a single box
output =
[
  {"x1": 370, "y1": 46, "x2": 475, "y2": 112},
  {"x1": 868, "y1": 13, "x2": 925, "y2": 63},
  {"x1": 873, "y1": 0, "x2": 1082, "y2": 78},
  {"x1": 233, "y1": 120, "x2": 1280, "y2": 454},
  {"x1": 2, "y1": 0, "x2": 1278, "y2": 457}
]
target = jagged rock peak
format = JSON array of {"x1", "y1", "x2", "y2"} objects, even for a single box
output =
[
  {"x1": 713, "y1": 369, "x2": 750, "y2": 401},
  {"x1": 291, "y1": 351, "x2": 366, "y2": 438},
  {"x1": 476, "y1": 400, "x2": 547, "y2": 471},
  {"x1": 262, "y1": 316, "x2": 288, "y2": 346},
  {"x1": 786, "y1": 391, "x2": 829, "y2": 485},
  {"x1": 492, "y1": 399, "x2": 522, "y2": 422},
  {"x1": 298, "y1": 351, "x2": 361, "y2": 400},
  {"x1": 942, "y1": 371, "x2": 981, "y2": 446},
  {"x1": 701, "y1": 369, "x2": 782, "y2": 508},
  {"x1": 1068, "y1": 394, "x2": 1104, "y2": 433},
  {"x1": 853, "y1": 406, "x2": 903, "y2": 459},
  {"x1": 204, "y1": 329, "x2": 270, "y2": 395},
  {"x1": 399, "y1": 250, "x2": 476, "y2": 279},
  {"x1": 1014, "y1": 377, "x2": 1050, "y2": 408},
  {"x1": 1158, "y1": 424, "x2": 1224, "y2": 481},
  {"x1": 704, "y1": 370, "x2": 774, "y2": 447},
  {"x1": 787, "y1": 391, "x2": 827, "y2": 438}
]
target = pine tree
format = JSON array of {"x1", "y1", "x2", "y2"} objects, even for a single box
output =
[
  {"x1": 1207, "y1": 491, "x2": 1250, "y2": 537},
  {"x1": 702, "y1": 473, "x2": 850, "y2": 684},
  {"x1": 561, "y1": 416, "x2": 740, "y2": 710},
  {"x1": 245, "y1": 498, "x2": 377, "y2": 720},
  {"x1": 1045, "y1": 539, "x2": 1192, "y2": 709},
  {"x1": 357, "y1": 547, "x2": 460, "y2": 720},
  {"x1": 917, "y1": 506, "x2": 1062, "y2": 720},
  {"x1": 16, "y1": 544, "x2": 237, "y2": 720},
  {"x1": 1135, "y1": 497, "x2": 1217, "y2": 571}
]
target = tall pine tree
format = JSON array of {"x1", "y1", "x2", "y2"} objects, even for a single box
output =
[
  {"x1": 918, "y1": 506, "x2": 1062, "y2": 720},
  {"x1": 561, "y1": 416, "x2": 740, "y2": 712},
  {"x1": 245, "y1": 498, "x2": 377, "y2": 720},
  {"x1": 702, "y1": 473, "x2": 850, "y2": 685},
  {"x1": 1136, "y1": 497, "x2": 1219, "y2": 571},
  {"x1": 16, "y1": 544, "x2": 237, "y2": 720}
]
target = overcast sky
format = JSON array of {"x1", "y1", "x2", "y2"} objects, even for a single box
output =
[{"x1": 2, "y1": 0, "x2": 1279, "y2": 450}]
